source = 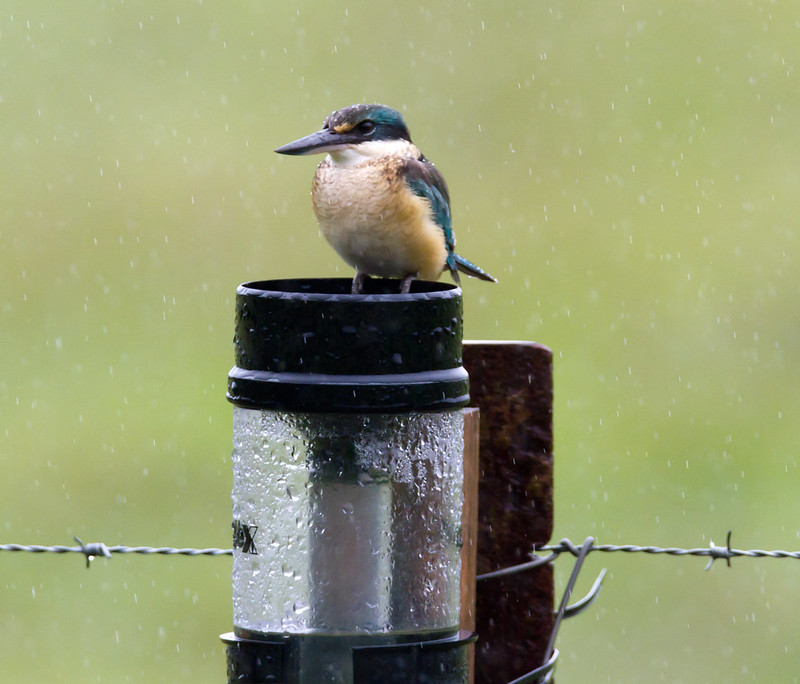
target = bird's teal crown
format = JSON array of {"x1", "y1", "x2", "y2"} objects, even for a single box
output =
[{"x1": 323, "y1": 103, "x2": 412, "y2": 143}]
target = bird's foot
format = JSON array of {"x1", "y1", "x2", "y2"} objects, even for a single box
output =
[
  {"x1": 399, "y1": 273, "x2": 418, "y2": 295},
  {"x1": 351, "y1": 271, "x2": 368, "y2": 294}
]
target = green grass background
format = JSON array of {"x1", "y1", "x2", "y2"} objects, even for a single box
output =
[{"x1": 2, "y1": 1, "x2": 799, "y2": 681}]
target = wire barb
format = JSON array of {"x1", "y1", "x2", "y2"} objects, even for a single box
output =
[
  {"x1": 705, "y1": 530, "x2": 733, "y2": 570},
  {"x1": 74, "y1": 536, "x2": 111, "y2": 569}
]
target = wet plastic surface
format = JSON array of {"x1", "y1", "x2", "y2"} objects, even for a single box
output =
[{"x1": 228, "y1": 278, "x2": 469, "y2": 412}]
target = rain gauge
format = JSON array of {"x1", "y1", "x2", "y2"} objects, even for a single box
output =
[{"x1": 221, "y1": 278, "x2": 475, "y2": 683}]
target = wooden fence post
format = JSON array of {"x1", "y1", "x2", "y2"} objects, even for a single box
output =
[{"x1": 462, "y1": 341, "x2": 554, "y2": 683}]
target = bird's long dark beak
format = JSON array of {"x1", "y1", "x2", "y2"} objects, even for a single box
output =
[{"x1": 275, "y1": 128, "x2": 355, "y2": 156}]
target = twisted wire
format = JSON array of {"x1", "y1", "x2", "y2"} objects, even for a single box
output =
[
  {"x1": 5, "y1": 532, "x2": 799, "y2": 683},
  {"x1": 3, "y1": 532, "x2": 799, "y2": 570}
]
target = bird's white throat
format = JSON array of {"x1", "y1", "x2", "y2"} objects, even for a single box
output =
[{"x1": 327, "y1": 139, "x2": 419, "y2": 167}]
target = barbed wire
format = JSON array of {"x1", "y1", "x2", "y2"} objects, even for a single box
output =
[
  {"x1": 0, "y1": 538, "x2": 232, "y2": 568},
  {"x1": 477, "y1": 530, "x2": 800, "y2": 579},
  {"x1": 4, "y1": 532, "x2": 799, "y2": 684},
  {"x1": 480, "y1": 532, "x2": 800, "y2": 684},
  {"x1": 3, "y1": 530, "x2": 799, "y2": 571}
]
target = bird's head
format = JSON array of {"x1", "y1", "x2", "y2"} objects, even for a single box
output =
[{"x1": 275, "y1": 104, "x2": 413, "y2": 157}]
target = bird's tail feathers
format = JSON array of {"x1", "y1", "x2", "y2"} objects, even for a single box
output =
[{"x1": 453, "y1": 253, "x2": 497, "y2": 283}]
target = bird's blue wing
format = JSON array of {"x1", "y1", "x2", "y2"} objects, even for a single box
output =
[{"x1": 402, "y1": 157, "x2": 459, "y2": 277}]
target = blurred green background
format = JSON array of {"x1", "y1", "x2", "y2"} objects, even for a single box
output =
[{"x1": 2, "y1": 1, "x2": 799, "y2": 681}]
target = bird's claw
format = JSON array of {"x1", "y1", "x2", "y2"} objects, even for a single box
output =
[
  {"x1": 351, "y1": 271, "x2": 367, "y2": 294},
  {"x1": 399, "y1": 273, "x2": 418, "y2": 295}
]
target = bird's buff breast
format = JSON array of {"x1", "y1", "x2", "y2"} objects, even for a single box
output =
[{"x1": 311, "y1": 158, "x2": 448, "y2": 280}]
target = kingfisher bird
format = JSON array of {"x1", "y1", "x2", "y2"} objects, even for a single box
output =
[{"x1": 275, "y1": 103, "x2": 497, "y2": 294}]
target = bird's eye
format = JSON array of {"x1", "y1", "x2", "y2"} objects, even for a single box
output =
[{"x1": 357, "y1": 120, "x2": 376, "y2": 134}]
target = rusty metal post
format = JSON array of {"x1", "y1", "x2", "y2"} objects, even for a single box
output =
[{"x1": 462, "y1": 341, "x2": 554, "y2": 683}]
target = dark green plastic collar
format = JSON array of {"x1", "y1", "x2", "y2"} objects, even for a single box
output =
[{"x1": 227, "y1": 278, "x2": 469, "y2": 413}]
